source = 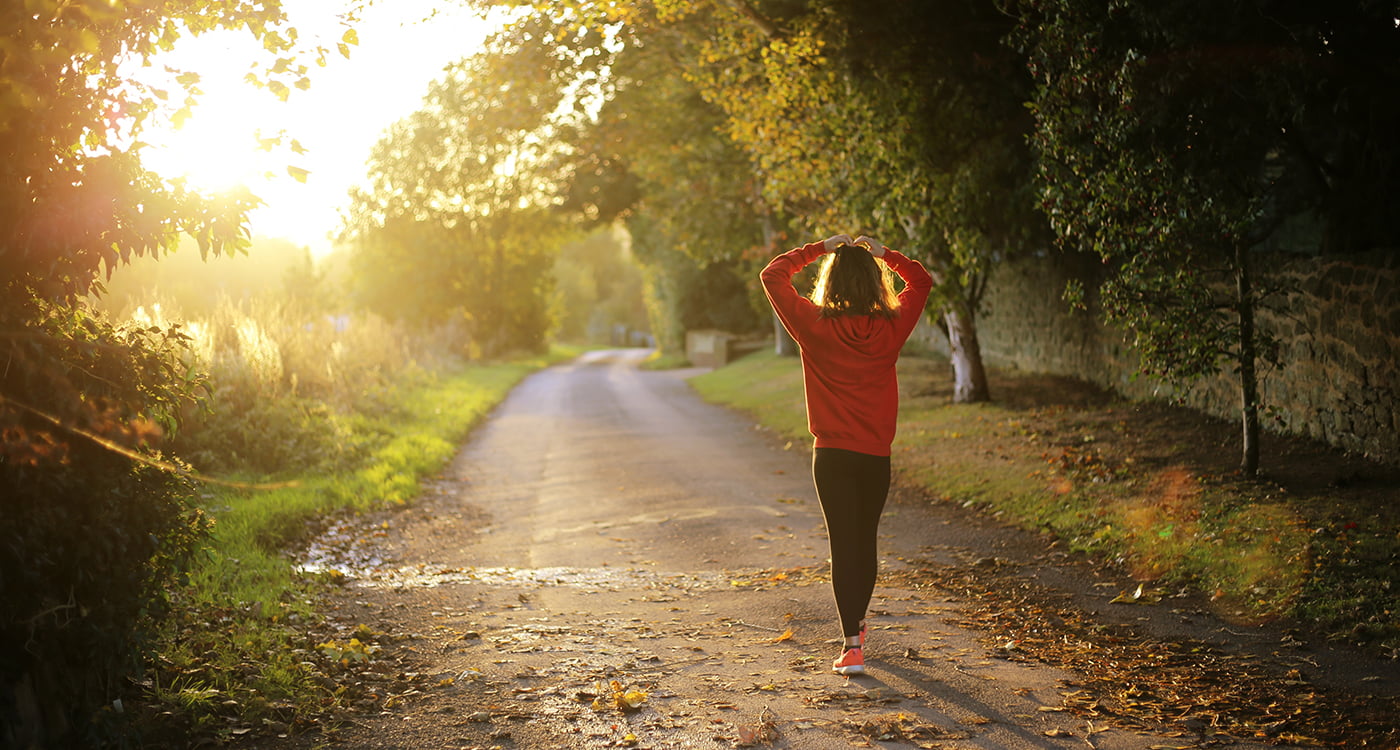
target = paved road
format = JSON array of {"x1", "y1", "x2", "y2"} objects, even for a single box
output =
[{"x1": 304, "y1": 349, "x2": 1295, "y2": 749}]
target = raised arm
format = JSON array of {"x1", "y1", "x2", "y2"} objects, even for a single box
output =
[
  {"x1": 882, "y1": 247, "x2": 934, "y2": 338},
  {"x1": 760, "y1": 235, "x2": 850, "y2": 343}
]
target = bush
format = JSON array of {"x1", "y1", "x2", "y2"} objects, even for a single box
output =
[
  {"x1": 0, "y1": 446, "x2": 206, "y2": 747},
  {"x1": 0, "y1": 301, "x2": 212, "y2": 747},
  {"x1": 139, "y1": 298, "x2": 443, "y2": 477}
]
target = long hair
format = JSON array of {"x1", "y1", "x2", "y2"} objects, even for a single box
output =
[{"x1": 810, "y1": 244, "x2": 900, "y2": 319}]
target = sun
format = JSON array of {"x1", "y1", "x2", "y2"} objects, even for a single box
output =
[
  {"x1": 130, "y1": 1, "x2": 503, "y2": 255},
  {"x1": 137, "y1": 35, "x2": 304, "y2": 196},
  {"x1": 144, "y1": 103, "x2": 284, "y2": 195}
]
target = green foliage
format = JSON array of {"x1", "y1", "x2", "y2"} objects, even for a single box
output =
[
  {"x1": 0, "y1": 2, "x2": 348, "y2": 738},
  {"x1": 679, "y1": 0, "x2": 1044, "y2": 400},
  {"x1": 444, "y1": 8, "x2": 775, "y2": 352},
  {"x1": 162, "y1": 300, "x2": 429, "y2": 477},
  {"x1": 1024, "y1": 0, "x2": 1265, "y2": 377},
  {"x1": 0, "y1": 447, "x2": 208, "y2": 746},
  {"x1": 341, "y1": 13, "x2": 581, "y2": 357},
  {"x1": 1, "y1": 301, "x2": 205, "y2": 464},
  {"x1": 551, "y1": 227, "x2": 650, "y2": 344},
  {"x1": 623, "y1": 213, "x2": 767, "y2": 354},
  {"x1": 1019, "y1": 0, "x2": 1400, "y2": 473},
  {"x1": 0, "y1": 301, "x2": 212, "y2": 746},
  {"x1": 0, "y1": 0, "x2": 329, "y2": 307},
  {"x1": 471, "y1": 0, "x2": 1045, "y2": 398}
]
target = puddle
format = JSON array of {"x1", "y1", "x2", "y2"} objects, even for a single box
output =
[
  {"x1": 349, "y1": 564, "x2": 727, "y2": 591},
  {"x1": 294, "y1": 511, "x2": 821, "y2": 596}
]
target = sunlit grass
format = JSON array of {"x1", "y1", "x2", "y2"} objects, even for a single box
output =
[
  {"x1": 688, "y1": 348, "x2": 1377, "y2": 642},
  {"x1": 638, "y1": 349, "x2": 692, "y2": 370},
  {"x1": 688, "y1": 349, "x2": 808, "y2": 440}
]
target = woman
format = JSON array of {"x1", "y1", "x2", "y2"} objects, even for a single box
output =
[{"x1": 760, "y1": 233, "x2": 933, "y2": 676}]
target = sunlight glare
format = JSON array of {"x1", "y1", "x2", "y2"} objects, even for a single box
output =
[
  {"x1": 134, "y1": 1, "x2": 501, "y2": 256},
  {"x1": 141, "y1": 63, "x2": 286, "y2": 194}
]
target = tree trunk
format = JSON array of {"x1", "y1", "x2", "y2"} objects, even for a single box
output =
[
  {"x1": 944, "y1": 305, "x2": 990, "y2": 403},
  {"x1": 773, "y1": 313, "x2": 798, "y2": 356},
  {"x1": 1235, "y1": 243, "x2": 1260, "y2": 478},
  {"x1": 758, "y1": 205, "x2": 798, "y2": 356}
]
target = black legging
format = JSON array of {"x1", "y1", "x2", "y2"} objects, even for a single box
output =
[{"x1": 812, "y1": 447, "x2": 891, "y2": 639}]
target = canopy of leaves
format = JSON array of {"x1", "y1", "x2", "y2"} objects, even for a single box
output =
[
  {"x1": 407, "y1": 5, "x2": 773, "y2": 350},
  {"x1": 0, "y1": 0, "x2": 338, "y2": 457},
  {"x1": 666, "y1": 0, "x2": 1045, "y2": 313}
]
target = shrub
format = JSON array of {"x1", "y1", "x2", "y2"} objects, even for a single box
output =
[
  {"x1": 153, "y1": 298, "x2": 445, "y2": 477},
  {"x1": 0, "y1": 453, "x2": 207, "y2": 746},
  {"x1": 0, "y1": 302, "x2": 211, "y2": 746}
]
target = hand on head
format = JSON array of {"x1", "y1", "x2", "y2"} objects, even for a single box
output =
[
  {"x1": 854, "y1": 235, "x2": 885, "y2": 257},
  {"x1": 822, "y1": 234, "x2": 855, "y2": 252},
  {"x1": 822, "y1": 233, "x2": 885, "y2": 257}
]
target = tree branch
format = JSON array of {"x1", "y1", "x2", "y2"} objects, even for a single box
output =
[{"x1": 720, "y1": 0, "x2": 780, "y2": 39}]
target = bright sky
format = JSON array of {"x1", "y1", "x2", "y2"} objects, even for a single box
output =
[{"x1": 139, "y1": 0, "x2": 500, "y2": 258}]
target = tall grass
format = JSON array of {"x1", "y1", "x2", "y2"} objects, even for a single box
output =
[{"x1": 127, "y1": 297, "x2": 459, "y2": 477}]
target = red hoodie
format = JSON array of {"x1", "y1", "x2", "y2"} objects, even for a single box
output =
[{"x1": 760, "y1": 241, "x2": 934, "y2": 457}]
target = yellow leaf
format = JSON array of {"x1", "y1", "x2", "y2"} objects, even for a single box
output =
[
  {"x1": 772, "y1": 628, "x2": 794, "y2": 643},
  {"x1": 287, "y1": 165, "x2": 310, "y2": 183},
  {"x1": 77, "y1": 28, "x2": 101, "y2": 54}
]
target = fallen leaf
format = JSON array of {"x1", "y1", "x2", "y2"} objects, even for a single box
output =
[{"x1": 1110, "y1": 584, "x2": 1145, "y2": 604}]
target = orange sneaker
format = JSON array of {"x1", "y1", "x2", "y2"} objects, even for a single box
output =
[{"x1": 832, "y1": 647, "x2": 865, "y2": 676}]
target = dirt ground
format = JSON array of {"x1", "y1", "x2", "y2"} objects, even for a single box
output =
[{"x1": 249, "y1": 352, "x2": 1399, "y2": 749}]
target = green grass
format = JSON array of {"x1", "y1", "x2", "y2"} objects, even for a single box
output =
[
  {"x1": 638, "y1": 350, "x2": 693, "y2": 370},
  {"x1": 142, "y1": 348, "x2": 574, "y2": 739},
  {"x1": 687, "y1": 350, "x2": 809, "y2": 440},
  {"x1": 689, "y1": 349, "x2": 1398, "y2": 652}
]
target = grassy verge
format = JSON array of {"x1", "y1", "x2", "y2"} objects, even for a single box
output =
[
  {"x1": 138, "y1": 348, "x2": 576, "y2": 742},
  {"x1": 638, "y1": 350, "x2": 692, "y2": 370},
  {"x1": 690, "y1": 349, "x2": 1400, "y2": 657}
]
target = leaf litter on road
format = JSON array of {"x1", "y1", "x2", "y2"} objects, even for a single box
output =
[{"x1": 890, "y1": 554, "x2": 1400, "y2": 747}]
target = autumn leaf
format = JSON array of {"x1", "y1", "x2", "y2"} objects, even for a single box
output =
[{"x1": 590, "y1": 679, "x2": 647, "y2": 712}]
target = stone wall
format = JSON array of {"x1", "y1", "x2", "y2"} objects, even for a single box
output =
[{"x1": 913, "y1": 249, "x2": 1400, "y2": 466}]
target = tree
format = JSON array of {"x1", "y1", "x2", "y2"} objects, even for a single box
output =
[
  {"x1": 460, "y1": 0, "x2": 1046, "y2": 389},
  {"x1": 550, "y1": 226, "x2": 650, "y2": 344},
  {"x1": 674, "y1": 0, "x2": 1045, "y2": 402},
  {"x1": 565, "y1": 15, "x2": 774, "y2": 350},
  {"x1": 441, "y1": 4, "x2": 775, "y2": 354},
  {"x1": 1022, "y1": 0, "x2": 1400, "y2": 477},
  {"x1": 0, "y1": 0, "x2": 334, "y2": 742},
  {"x1": 340, "y1": 14, "x2": 577, "y2": 356}
]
